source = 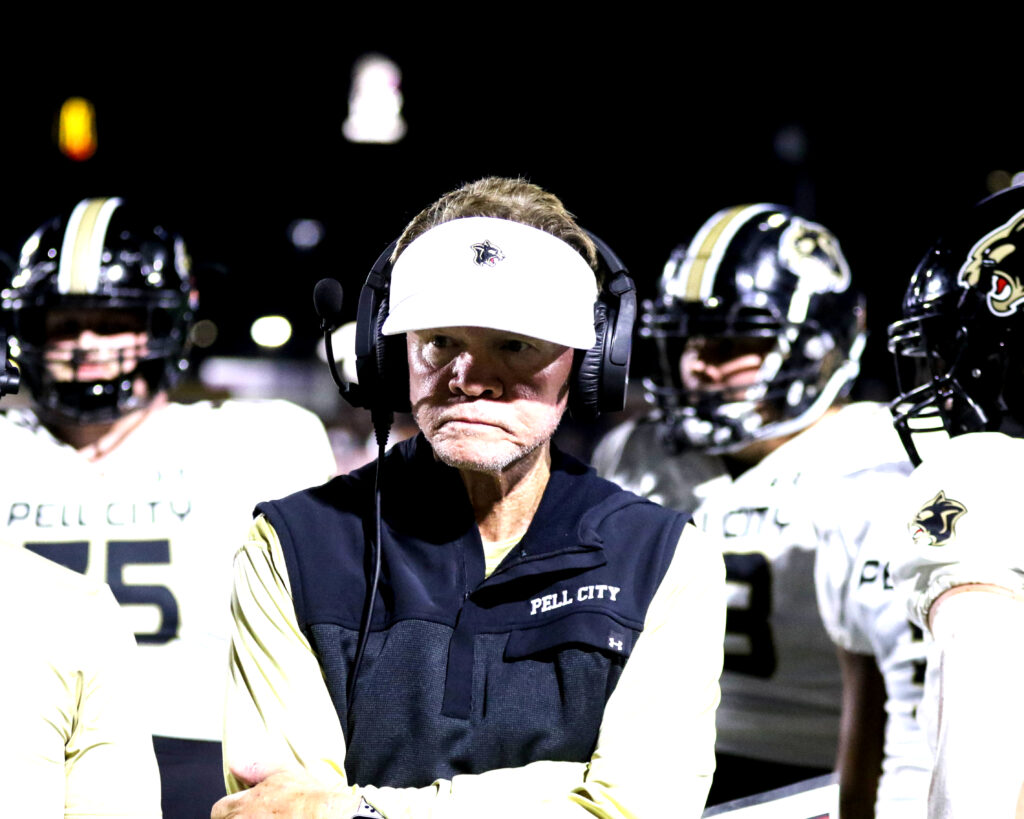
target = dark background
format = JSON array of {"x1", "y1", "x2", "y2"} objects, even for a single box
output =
[{"x1": 0, "y1": 38, "x2": 1014, "y2": 420}]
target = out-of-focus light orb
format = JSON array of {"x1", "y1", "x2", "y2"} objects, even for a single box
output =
[
  {"x1": 10, "y1": 270, "x2": 31, "y2": 289},
  {"x1": 190, "y1": 319, "x2": 219, "y2": 349},
  {"x1": 342, "y1": 53, "x2": 407, "y2": 144},
  {"x1": 773, "y1": 124, "x2": 807, "y2": 165},
  {"x1": 766, "y1": 213, "x2": 787, "y2": 229},
  {"x1": 251, "y1": 315, "x2": 292, "y2": 348},
  {"x1": 289, "y1": 219, "x2": 325, "y2": 250},
  {"x1": 1012, "y1": 172, "x2": 1024, "y2": 189},
  {"x1": 987, "y1": 169, "x2": 1012, "y2": 193},
  {"x1": 58, "y1": 97, "x2": 98, "y2": 162}
]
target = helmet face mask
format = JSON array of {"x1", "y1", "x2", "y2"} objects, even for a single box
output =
[
  {"x1": 888, "y1": 197, "x2": 1024, "y2": 465},
  {"x1": 642, "y1": 204, "x2": 864, "y2": 455},
  {"x1": 2, "y1": 198, "x2": 195, "y2": 425}
]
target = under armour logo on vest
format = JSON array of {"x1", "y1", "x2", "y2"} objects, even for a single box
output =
[
  {"x1": 608, "y1": 637, "x2": 624, "y2": 651},
  {"x1": 353, "y1": 797, "x2": 382, "y2": 817}
]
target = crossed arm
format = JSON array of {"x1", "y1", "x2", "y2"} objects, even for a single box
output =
[{"x1": 214, "y1": 517, "x2": 726, "y2": 819}]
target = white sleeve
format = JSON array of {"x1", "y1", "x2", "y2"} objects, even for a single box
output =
[
  {"x1": 890, "y1": 434, "x2": 1024, "y2": 630},
  {"x1": 814, "y1": 507, "x2": 871, "y2": 654},
  {"x1": 814, "y1": 466, "x2": 910, "y2": 655},
  {"x1": 922, "y1": 588, "x2": 1024, "y2": 818},
  {"x1": 64, "y1": 585, "x2": 164, "y2": 818},
  {"x1": 223, "y1": 517, "x2": 354, "y2": 792},
  {"x1": 0, "y1": 548, "x2": 161, "y2": 819}
]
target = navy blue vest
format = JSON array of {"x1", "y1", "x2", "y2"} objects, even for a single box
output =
[{"x1": 257, "y1": 434, "x2": 686, "y2": 788}]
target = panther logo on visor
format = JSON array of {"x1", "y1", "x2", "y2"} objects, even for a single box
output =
[
  {"x1": 959, "y1": 210, "x2": 1024, "y2": 316},
  {"x1": 471, "y1": 240, "x2": 505, "y2": 267},
  {"x1": 909, "y1": 490, "x2": 967, "y2": 548}
]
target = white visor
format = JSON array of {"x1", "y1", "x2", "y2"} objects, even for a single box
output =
[{"x1": 381, "y1": 216, "x2": 598, "y2": 349}]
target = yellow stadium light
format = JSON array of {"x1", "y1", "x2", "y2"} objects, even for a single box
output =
[{"x1": 58, "y1": 97, "x2": 98, "y2": 162}]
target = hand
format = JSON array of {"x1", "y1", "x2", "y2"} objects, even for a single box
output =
[{"x1": 211, "y1": 764, "x2": 359, "y2": 819}]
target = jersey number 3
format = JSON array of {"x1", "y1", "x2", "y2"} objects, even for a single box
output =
[
  {"x1": 25, "y1": 539, "x2": 180, "y2": 645},
  {"x1": 723, "y1": 552, "x2": 776, "y2": 677}
]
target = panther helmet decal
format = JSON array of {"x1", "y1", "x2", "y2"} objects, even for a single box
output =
[
  {"x1": 958, "y1": 210, "x2": 1024, "y2": 316},
  {"x1": 889, "y1": 185, "x2": 1024, "y2": 465}
]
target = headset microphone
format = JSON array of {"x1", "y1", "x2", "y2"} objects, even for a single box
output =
[{"x1": 313, "y1": 278, "x2": 344, "y2": 331}]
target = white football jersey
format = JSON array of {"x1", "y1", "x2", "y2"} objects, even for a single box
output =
[
  {"x1": 891, "y1": 432, "x2": 1024, "y2": 630},
  {"x1": 0, "y1": 400, "x2": 335, "y2": 741},
  {"x1": 595, "y1": 403, "x2": 909, "y2": 768},
  {"x1": 813, "y1": 408, "x2": 930, "y2": 818}
]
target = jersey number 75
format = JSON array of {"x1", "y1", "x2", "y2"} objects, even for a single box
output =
[{"x1": 25, "y1": 539, "x2": 180, "y2": 644}]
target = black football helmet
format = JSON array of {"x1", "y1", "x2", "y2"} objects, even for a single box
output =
[
  {"x1": 1, "y1": 197, "x2": 196, "y2": 424},
  {"x1": 643, "y1": 203, "x2": 866, "y2": 454},
  {"x1": 888, "y1": 185, "x2": 1024, "y2": 466}
]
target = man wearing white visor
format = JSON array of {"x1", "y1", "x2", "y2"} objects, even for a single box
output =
[{"x1": 216, "y1": 178, "x2": 725, "y2": 819}]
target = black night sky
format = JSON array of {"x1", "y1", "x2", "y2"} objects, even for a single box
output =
[{"x1": 0, "y1": 34, "x2": 1015, "y2": 416}]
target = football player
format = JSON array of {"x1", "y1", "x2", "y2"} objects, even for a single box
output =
[
  {"x1": 592, "y1": 203, "x2": 928, "y2": 815},
  {"x1": 888, "y1": 185, "x2": 1024, "y2": 818},
  {"x1": 0, "y1": 197, "x2": 336, "y2": 818}
]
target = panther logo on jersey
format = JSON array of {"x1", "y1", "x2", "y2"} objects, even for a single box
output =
[
  {"x1": 471, "y1": 240, "x2": 505, "y2": 267},
  {"x1": 958, "y1": 209, "x2": 1024, "y2": 316},
  {"x1": 909, "y1": 490, "x2": 967, "y2": 547}
]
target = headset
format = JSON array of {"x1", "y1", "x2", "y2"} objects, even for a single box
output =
[
  {"x1": 322, "y1": 230, "x2": 636, "y2": 427},
  {"x1": 314, "y1": 223, "x2": 636, "y2": 718}
]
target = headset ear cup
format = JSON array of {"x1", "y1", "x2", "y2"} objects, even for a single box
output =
[
  {"x1": 570, "y1": 301, "x2": 609, "y2": 422},
  {"x1": 375, "y1": 295, "x2": 411, "y2": 413}
]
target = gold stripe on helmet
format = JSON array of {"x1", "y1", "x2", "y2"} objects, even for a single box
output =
[
  {"x1": 57, "y1": 197, "x2": 123, "y2": 295},
  {"x1": 682, "y1": 203, "x2": 776, "y2": 302}
]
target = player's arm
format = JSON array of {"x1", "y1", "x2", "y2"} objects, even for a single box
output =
[
  {"x1": 811, "y1": 481, "x2": 894, "y2": 819},
  {"x1": 834, "y1": 647, "x2": 885, "y2": 819},
  {"x1": 64, "y1": 584, "x2": 163, "y2": 818},
  {"x1": 921, "y1": 584, "x2": 1024, "y2": 819},
  {"x1": 217, "y1": 522, "x2": 725, "y2": 819},
  {"x1": 891, "y1": 446, "x2": 1024, "y2": 819}
]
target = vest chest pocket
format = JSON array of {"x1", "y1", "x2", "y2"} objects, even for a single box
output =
[{"x1": 503, "y1": 610, "x2": 638, "y2": 661}]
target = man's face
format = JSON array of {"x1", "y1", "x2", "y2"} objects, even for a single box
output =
[
  {"x1": 679, "y1": 335, "x2": 774, "y2": 397},
  {"x1": 42, "y1": 308, "x2": 149, "y2": 383},
  {"x1": 407, "y1": 326, "x2": 574, "y2": 474}
]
